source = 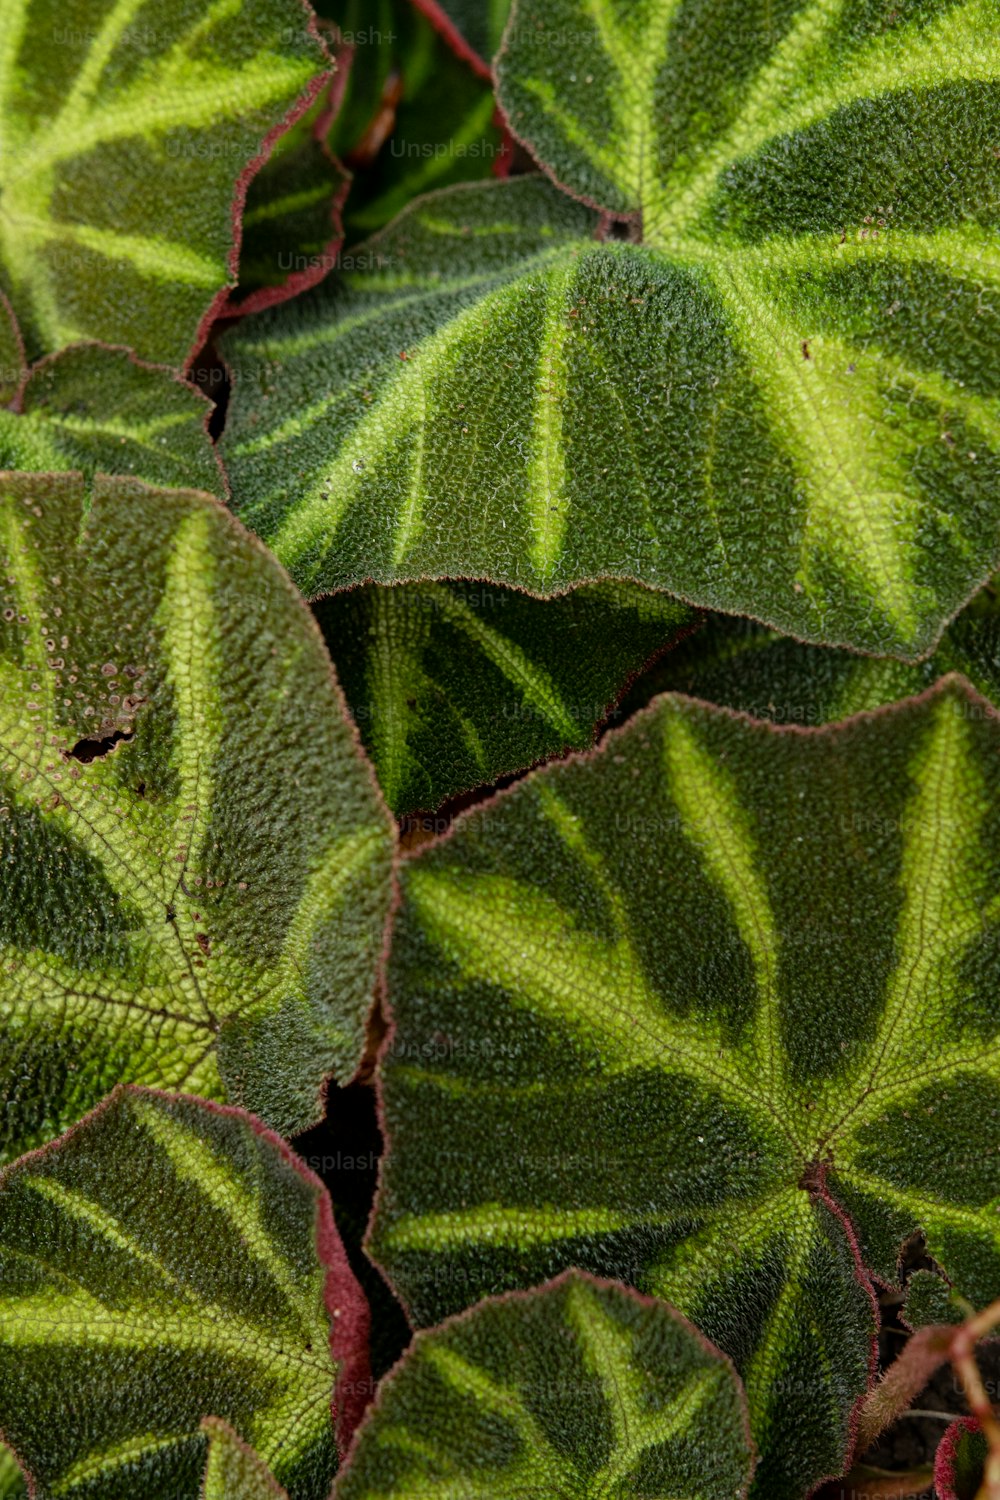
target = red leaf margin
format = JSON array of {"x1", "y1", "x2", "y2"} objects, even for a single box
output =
[
  {"x1": 0, "y1": 1083, "x2": 372, "y2": 1498},
  {"x1": 331, "y1": 1268, "x2": 757, "y2": 1498}
]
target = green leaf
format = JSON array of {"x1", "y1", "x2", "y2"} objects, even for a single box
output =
[
  {"x1": 232, "y1": 87, "x2": 349, "y2": 311},
  {"x1": 936, "y1": 1417, "x2": 987, "y2": 1500},
  {"x1": 0, "y1": 295, "x2": 25, "y2": 409},
  {"x1": 334, "y1": 1272, "x2": 755, "y2": 1499},
  {"x1": 633, "y1": 581, "x2": 1000, "y2": 727},
  {"x1": 202, "y1": 1420, "x2": 290, "y2": 1500},
  {"x1": 223, "y1": 0, "x2": 1000, "y2": 659},
  {"x1": 0, "y1": 1086, "x2": 369, "y2": 1500},
  {"x1": 0, "y1": 469, "x2": 394, "y2": 1158},
  {"x1": 0, "y1": 0, "x2": 328, "y2": 366},
  {"x1": 412, "y1": 0, "x2": 512, "y2": 74},
  {"x1": 0, "y1": 1447, "x2": 24, "y2": 1500},
  {"x1": 317, "y1": 578, "x2": 692, "y2": 814},
  {"x1": 370, "y1": 675, "x2": 1000, "y2": 1498},
  {"x1": 0, "y1": 344, "x2": 224, "y2": 497},
  {"x1": 333, "y1": 0, "x2": 507, "y2": 241}
]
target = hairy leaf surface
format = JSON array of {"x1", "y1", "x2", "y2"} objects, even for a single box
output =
[
  {"x1": 202, "y1": 1420, "x2": 290, "y2": 1500},
  {"x1": 224, "y1": 2, "x2": 1000, "y2": 658},
  {"x1": 634, "y1": 584, "x2": 1000, "y2": 728},
  {"x1": 0, "y1": 470, "x2": 394, "y2": 1158},
  {"x1": 372, "y1": 677, "x2": 1000, "y2": 1497},
  {"x1": 335, "y1": 1272, "x2": 754, "y2": 1499},
  {"x1": 318, "y1": 579, "x2": 691, "y2": 814},
  {"x1": 0, "y1": 0, "x2": 328, "y2": 365},
  {"x1": 0, "y1": 345, "x2": 223, "y2": 496},
  {"x1": 0, "y1": 1087, "x2": 368, "y2": 1500}
]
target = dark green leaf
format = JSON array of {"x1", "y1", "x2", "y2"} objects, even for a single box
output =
[
  {"x1": 371, "y1": 676, "x2": 1000, "y2": 1497},
  {"x1": 335, "y1": 1272, "x2": 755, "y2": 1499},
  {"x1": 223, "y1": 4, "x2": 1000, "y2": 658},
  {"x1": 0, "y1": 0, "x2": 328, "y2": 365},
  {"x1": 318, "y1": 578, "x2": 692, "y2": 814},
  {"x1": 0, "y1": 1087, "x2": 368, "y2": 1500}
]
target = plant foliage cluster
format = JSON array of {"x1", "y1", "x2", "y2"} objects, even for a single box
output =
[{"x1": 0, "y1": 1, "x2": 998, "y2": 1496}]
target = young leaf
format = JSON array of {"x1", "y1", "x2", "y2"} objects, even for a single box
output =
[
  {"x1": 936, "y1": 1418, "x2": 989, "y2": 1500},
  {"x1": 223, "y1": 2, "x2": 1000, "y2": 660},
  {"x1": 370, "y1": 675, "x2": 1000, "y2": 1498},
  {"x1": 317, "y1": 578, "x2": 692, "y2": 814},
  {"x1": 0, "y1": 344, "x2": 224, "y2": 497},
  {"x1": 632, "y1": 583, "x2": 1000, "y2": 728},
  {"x1": 0, "y1": 0, "x2": 328, "y2": 366},
  {"x1": 0, "y1": 1087, "x2": 368, "y2": 1500},
  {"x1": 334, "y1": 1272, "x2": 755, "y2": 1499},
  {"x1": 202, "y1": 1420, "x2": 290, "y2": 1500},
  {"x1": 0, "y1": 470, "x2": 394, "y2": 1158}
]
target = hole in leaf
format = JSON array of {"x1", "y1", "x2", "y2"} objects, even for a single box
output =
[{"x1": 65, "y1": 729, "x2": 134, "y2": 764}]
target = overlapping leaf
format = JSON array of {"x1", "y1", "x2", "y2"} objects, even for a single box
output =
[
  {"x1": 223, "y1": 5, "x2": 1000, "y2": 658},
  {"x1": 0, "y1": 1087, "x2": 368, "y2": 1500},
  {"x1": 0, "y1": 0, "x2": 328, "y2": 365},
  {"x1": 633, "y1": 582, "x2": 1000, "y2": 728},
  {"x1": 335, "y1": 1272, "x2": 754, "y2": 1499},
  {"x1": 0, "y1": 344, "x2": 224, "y2": 496},
  {"x1": 318, "y1": 578, "x2": 691, "y2": 814},
  {"x1": 0, "y1": 469, "x2": 394, "y2": 1159},
  {"x1": 0, "y1": 1448, "x2": 23, "y2": 1500},
  {"x1": 411, "y1": 0, "x2": 512, "y2": 76},
  {"x1": 371, "y1": 677, "x2": 1000, "y2": 1498}
]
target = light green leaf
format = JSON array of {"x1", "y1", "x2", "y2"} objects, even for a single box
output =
[
  {"x1": 371, "y1": 675, "x2": 1000, "y2": 1498},
  {"x1": 0, "y1": 1447, "x2": 24, "y2": 1500},
  {"x1": 223, "y1": 3, "x2": 1000, "y2": 659},
  {"x1": 318, "y1": 578, "x2": 692, "y2": 814},
  {"x1": 0, "y1": 0, "x2": 328, "y2": 365},
  {"x1": 0, "y1": 469, "x2": 394, "y2": 1158},
  {"x1": 0, "y1": 1086, "x2": 369, "y2": 1500},
  {"x1": 0, "y1": 344, "x2": 224, "y2": 497},
  {"x1": 202, "y1": 1419, "x2": 290, "y2": 1500},
  {"x1": 334, "y1": 1272, "x2": 754, "y2": 1499}
]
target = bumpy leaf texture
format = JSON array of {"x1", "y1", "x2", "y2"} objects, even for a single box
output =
[
  {"x1": 0, "y1": 470, "x2": 394, "y2": 1158},
  {"x1": 223, "y1": 4, "x2": 1000, "y2": 659},
  {"x1": 335, "y1": 1272, "x2": 754, "y2": 1499},
  {"x1": 0, "y1": 0, "x2": 327, "y2": 365},
  {"x1": 0, "y1": 344, "x2": 224, "y2": 496},
  {"x1": 318, "y1": 578, "x2": 691, "y2": 814},
  {"x1": 634, "y1": 582, "x2": 1000, "y2": 727},
  {"x1": 0, "y1": 1087, "x2": 368, "y2": 1500},
  {"x1": 202, "y1": 1419, "x2": 291, "y2": 1500},
  {"x1": 371, "y1": 676, "x2": 1000, "y2": 1498}
]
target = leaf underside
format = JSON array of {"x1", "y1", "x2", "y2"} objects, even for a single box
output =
[
  {"x1": 318, "y1": 578, "x2": 692, "y2": 815},
  {"x1": 371, "y1": 675, "x2": 1000, "y2": 1499},
  {"x1": 0, "y1": 469, "x2": 394, "y2": 1158},
  {"x1": 223, "y1": 0, "x2": 1000, "y2": 659},
  {"x1": 335, "y1": 1272, "x2": 754, "y2": 1499},
  {"x1": 0, "y1": 0, "x2": 327, "y2": 364},
  {"x1": 0, "y1": 1088, "x2": 361, "y2": 1500}
]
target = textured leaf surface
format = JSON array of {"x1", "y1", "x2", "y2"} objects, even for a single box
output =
[
  {"x1": 0, "y1": 345, "x2": 223, "y2": 496},
  {"x1": 225, "y1": 0, "x2": 1000, "y2": 658},
  {"x1": 0, "y1": 1448, "x2": 24, "y2": 1500},
  {"x1": 0, "y1": 469, "x2": 394, "y2": 1158},
  {"x1": 0, "y1": 1087, "x2": 367, "y2": 1500},
  {"x1": 372, "y1": 676, "x2": 1000, "y2": 1497},
  {"x1": 335, "y1": 1272, "x2": 754, "y2": 1499},
  {"x1": 634, "y1": 584, "x2": 1000, "y2": 729},
  {"x1": 0, "y1": 297, "x2": 25, "y2": 408},
  {"x1": 0, "y1": 0, "x2": 327, "y2": 365},
  {"x1": 318, "y1": 579, "x2": 691, "y2": 814},
  {"x1": 202, "y1": 1420, "x2": 290, "y2": 1500}
]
